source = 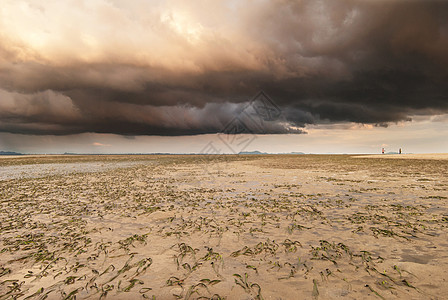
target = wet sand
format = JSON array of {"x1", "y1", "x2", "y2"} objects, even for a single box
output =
[
  {"x1": 0, "y1": 161, "x2": 145, "y2": 181},
  {"x1": 1, "y1": 155, "x2": 447, "y2": 299}
]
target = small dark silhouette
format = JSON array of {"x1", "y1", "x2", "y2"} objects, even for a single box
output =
[
  {"x1": 382, "y1": 148, "x2": 385, "y2": 154},
  {"x1": 399, "y1": 148, "x2": 402, "y2": 154}
]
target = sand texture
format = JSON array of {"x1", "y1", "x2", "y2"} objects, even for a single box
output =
[{"x1": 1, "y1": 155, "x2": 447, "y2": 299}]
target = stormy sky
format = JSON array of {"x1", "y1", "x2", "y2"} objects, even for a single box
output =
[{"x1": 0, "y1": 0, "x2": 447, "y2": 153}]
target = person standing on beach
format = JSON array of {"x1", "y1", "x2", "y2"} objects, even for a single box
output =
[
  {"x1": 399, "y1": 148, "x2": 402, "y2": 154},
  {"x1": 382, "y1": 148, "x2": 385, "y2": 154}
]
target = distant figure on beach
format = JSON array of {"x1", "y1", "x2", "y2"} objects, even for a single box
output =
[
  {"x1": 399, "y1": 148, "x2": 402, "y2": 154},
  {"x1": 382, "y1": 148, "x2": 385, "y2": 154}
]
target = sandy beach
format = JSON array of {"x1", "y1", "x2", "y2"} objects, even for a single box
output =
[
  {"x1": 1, "y1": 155, "x2": 447, "y2": 299},
  {"x1": 353, "y1": 153, "x2": 448, "y2": 160}
]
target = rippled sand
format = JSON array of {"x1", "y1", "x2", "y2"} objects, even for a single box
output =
[{"x1": 1, "y1": 155, "x2": 447, "y2": 299}]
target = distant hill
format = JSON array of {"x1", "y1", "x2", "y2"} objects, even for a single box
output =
[
  {"x1": 0, "y1": 151, "x2": 22, "y2": 155},
  {"x1": 238, "y1": 150, "x2": 267, "y2": 155},
  {"x1": 238, "y1": 151, "x2": 305, "y2": 155}
]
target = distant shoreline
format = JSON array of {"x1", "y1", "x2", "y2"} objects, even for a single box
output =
[
  {"x1": 352, "y1": 153, "x2": 448, "y2": 160},
  {"x1": 1, "y1": 153, "x2": 447, "y2": 160}
]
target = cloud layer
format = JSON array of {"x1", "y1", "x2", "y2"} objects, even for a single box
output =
[{"x1": 1, "y1": 0, "x2": 447, "y2": 135}]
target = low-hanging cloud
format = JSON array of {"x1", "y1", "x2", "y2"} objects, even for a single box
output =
[
  {"x1": 0, "y1": 88, "x2": 303, "y2": 135},
  {"x1": 0, "y1": 0, "x2": 447, "y2": 135}
]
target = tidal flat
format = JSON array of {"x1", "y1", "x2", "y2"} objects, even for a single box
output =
[{"x1": 1, "y1": 154, "x2": 447, "y2": 299}]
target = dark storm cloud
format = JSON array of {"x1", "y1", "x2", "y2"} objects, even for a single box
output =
[{"x1": 0, "y1": 0, "x2": 447, "y2": 135}]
